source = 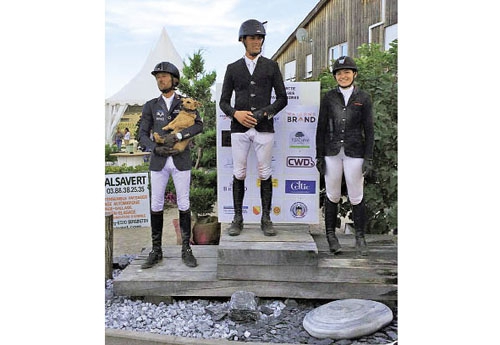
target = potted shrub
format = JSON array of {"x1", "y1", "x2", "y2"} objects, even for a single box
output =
[{"x1": 189, "y1": 168, "x2": 220, "y2": 244}]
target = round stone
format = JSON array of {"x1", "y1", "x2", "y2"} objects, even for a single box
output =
[{"x1": 302, "y1": 299, "x2": 393, "y2": 339}]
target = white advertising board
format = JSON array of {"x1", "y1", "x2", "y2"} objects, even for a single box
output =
[
  {"x1": 105, "y1": 173, "x2": 151, "y2": 228},
  {"x1": 216, "y1": 82, "x2": 321, "y2": 224}
]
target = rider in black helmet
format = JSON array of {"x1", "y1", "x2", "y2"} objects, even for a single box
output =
[
  {"x1": 138, "y1": 61, "x2": 203, "y2": 269},
  {"x1": 315, "y1": 56, "x2": 375, "y2": 256},
  {"x1": 219, "y1": 19, "x2": 288, "y2": 237}
]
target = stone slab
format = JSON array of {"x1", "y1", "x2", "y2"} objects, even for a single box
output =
[{"x1": 302, "y1": 299, "x2": 393, "y2": 339}]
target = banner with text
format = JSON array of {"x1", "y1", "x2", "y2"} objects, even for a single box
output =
[
  {"x1": 105, "y1": 173, "x2": 151, "y2": 228},
  {"x1": 216, "y1": 81, "x2": 321, "y2": 224}
]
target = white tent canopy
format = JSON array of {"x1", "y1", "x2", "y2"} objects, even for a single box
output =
[{"x1": 105, "y1": 27, "x2": 183, "y2": 144}]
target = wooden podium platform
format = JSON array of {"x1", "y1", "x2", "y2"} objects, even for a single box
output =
[
  {"x1": 217, "y1": 224, "x2": 318, "y2": 280},
  {"x1": 113, "y1": 223, "x2": 397, "y2": 301}
]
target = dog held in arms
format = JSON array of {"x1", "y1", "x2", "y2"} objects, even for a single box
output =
[{"x1": 153, "y1": 97, "x2": 202, "y2": 152}]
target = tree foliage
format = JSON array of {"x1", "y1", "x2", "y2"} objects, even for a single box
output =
[
  {"x1": 317, "y1": 41, "x2": 398, "y2": 233},
  {"x1": 178, "y1": 49, "x2": 217, "y2": 128},
  {"x1": 177, "y1": 50, "x2": 217, "y2": 170},
  {"x1": 177, "y1": 50, "x2": 218, "y2": 221}
]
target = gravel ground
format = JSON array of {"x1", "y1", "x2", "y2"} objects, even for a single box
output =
[{"x1": 105, "y1": 255, "x2": 398, "y2": 345}]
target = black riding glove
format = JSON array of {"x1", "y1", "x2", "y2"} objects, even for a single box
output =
[
  {"x1": 154, "y1": 145, "x2": 174, "y2": 157},
  {"x1": 165, "y1": 148, "x2": 180, "y2": 156},
  {"x1": 162, "y1": 133, "x2": 178, "y2": 148},
  {"x1": 362, "y1": 159, "x2": 374, "y2": 181},
  {"x1": 153, "y1": 145, "x2": 170, "y2": 157},
  {"x1": 316, "y1": 157, "x2": 326, "y2": 175},
  {"x1": 251, "y1": 109, "x2": 268, "y2": 123}
]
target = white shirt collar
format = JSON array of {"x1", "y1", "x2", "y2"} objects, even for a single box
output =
[
  {"x1": 162, "y1": 93, "x2": 175, "y2": 111},
  {"x1": 244, "y1": 54, "x2": 260, "y2": 64},
  {"x1": 339, "y1": 85, "x2": 354, "y2": 106},
  {"x1": 244, "y1": 54, "x2": 260, "y2": 74}
]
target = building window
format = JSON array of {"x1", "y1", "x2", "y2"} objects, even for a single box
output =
[
  {"x1": 305, "y1": 54, "x2": 312, "y2": 79},
  {"x1": 285, "y1": 60, "x2": 296, "y2": 82},
  {"x1": 328, "y1": 42, "x2": 348, "y2": 72},
  {"x1": 384, "y1": 24, "x2": 398, "y2": 50}
]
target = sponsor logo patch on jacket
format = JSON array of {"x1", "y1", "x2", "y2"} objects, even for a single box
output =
[{"x1": 155, "y1": 110, "x2": 165, "y2": 120}]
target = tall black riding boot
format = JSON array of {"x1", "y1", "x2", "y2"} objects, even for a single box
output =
[
  {"x1": 179, "y1": 209, "x2": 197, "y2": 267},
  {"x1": 352, "y1": 199, "x2": 368, "y2": 256},
  {"x1": 324, "y1": 196, "x2": 341, "y2": 254},
  {"x1": 228, "y1": 176, "x2": 245, "y2": 236},
  {"x1": 141, "y1": 210, "x2": 164, "y2": 269},
  {"x1": 260, "y1": 176, "x2": 276, "y2": 236}
]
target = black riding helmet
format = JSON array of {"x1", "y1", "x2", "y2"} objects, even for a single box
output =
[
  {"x1": 238, "y1": 19, "x2": 266, "y2": 42},
  {"x1": 332, "y1": 56, "x2": 357, "y2": 74},
  {"x1": 151, "y1": 61, "x2": 180, "y2": 79},
  {"x1": 151, "y1": 61, "x2": 180, "y2": 93}
]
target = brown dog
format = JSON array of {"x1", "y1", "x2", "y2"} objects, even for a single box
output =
[{"x1": 153, "y1": 97, "x2": 202, "y2": 152}]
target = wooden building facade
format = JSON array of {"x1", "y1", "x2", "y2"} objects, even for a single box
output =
[{"x1": 271, "y1": 0, "x2": 398, "y2": 81}]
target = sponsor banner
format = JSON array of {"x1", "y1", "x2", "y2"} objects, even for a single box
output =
[{"x1": 216, "y1": 82, "x2": 320, "y2": 224}]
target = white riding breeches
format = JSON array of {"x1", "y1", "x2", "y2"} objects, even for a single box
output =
[
  {"x1": 231, "y1": 128, "x2": 274, "y2": 180},
  {"x1": 150, "y1": 156, "x2": 191, "y2": 212},
  {"x1": 324, "y1": 146, "x2": 364, "y2": 205}
]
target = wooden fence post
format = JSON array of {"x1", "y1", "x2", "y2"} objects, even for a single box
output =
[{"x1": 105, "y1": 213, "x2": 114, "y2": 280}]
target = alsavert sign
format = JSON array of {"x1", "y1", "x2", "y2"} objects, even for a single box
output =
[{"x1": 105, "y1": 172, "x2": 151, "y2": 228}]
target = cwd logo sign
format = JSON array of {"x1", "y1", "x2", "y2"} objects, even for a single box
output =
[
  {"x1": 285, "y1": 180, "x2": 316, "y2": 194},
  {"x1": 286, "y1": 156, "x2": 315, "y2": 168}
]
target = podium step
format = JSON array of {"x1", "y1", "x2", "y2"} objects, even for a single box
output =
[{"x1": 217, "y1": 223, "x2": 318, "y2": 280}]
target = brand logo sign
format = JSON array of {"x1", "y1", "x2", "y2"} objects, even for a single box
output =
[
  {"x1": 257, "y1": 178, "x2": 279, "y2": 188},
  {"x1": 288, "y1": 131, "x2": 310, "y2": 148},
  {"x1": 286, "y1": 156, "x2": 315, "y2": 168},
  {"x1": 272, "y1": 206, "x2": 281, "y2": 216},
  {"x1": 222, "y1": 183, "x2": 248, "y2": 192},
  {"x1": 286, "y1": 111, "x2": 316, "y2": 124},
  {"x1": 285, "y1": 180, "x2": 316, "y2": 194},
  {"x1": 252, "y1": 205, "x2": 281, "y2": 216},
  {"x1": 290, "y1": 202, "x2": 308, "y2": 218},
  {"x1": 223, "y1": 205, "x2": 249, "y2": 215}
]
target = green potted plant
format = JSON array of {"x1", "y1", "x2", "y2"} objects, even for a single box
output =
[
  {"x1": 189, "y1": 168, "x2": 220, "y2": 244},
  {"x1": 189, "y1": 122, "x2": 218, "y2": 244}
]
